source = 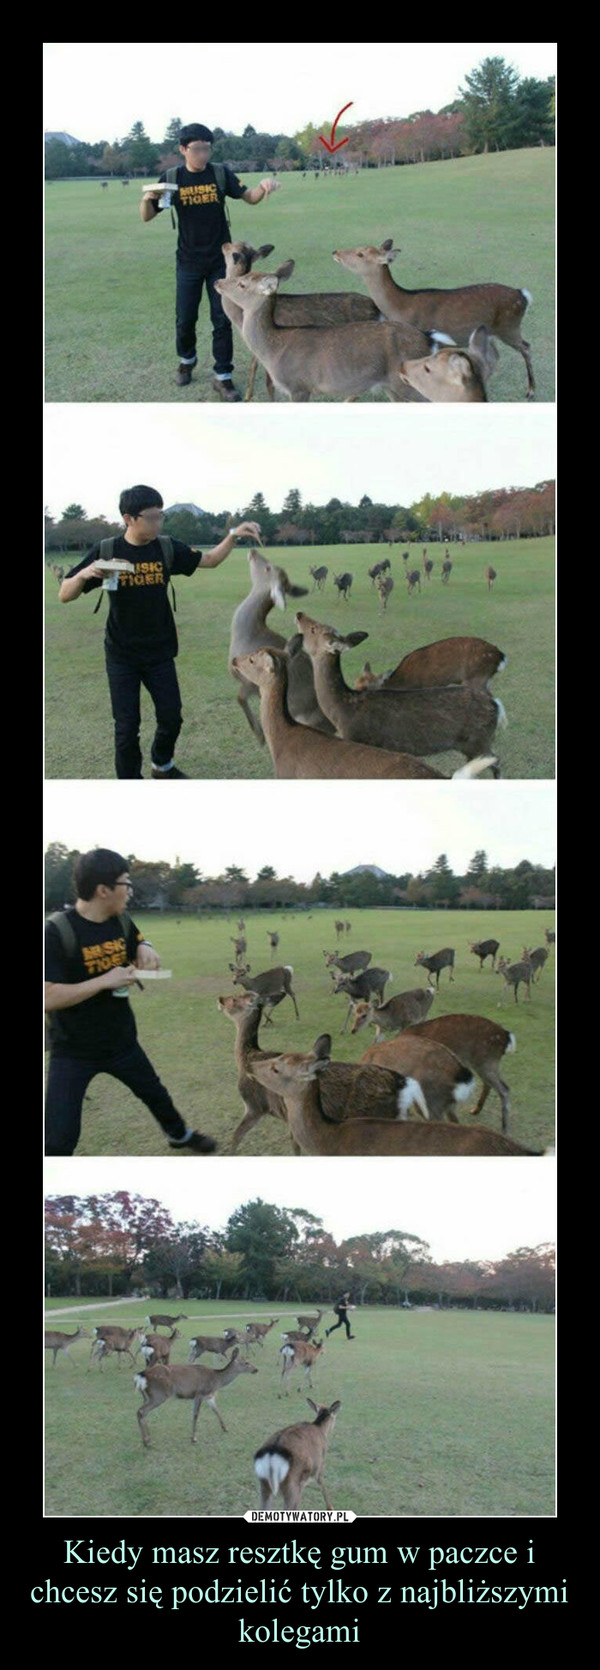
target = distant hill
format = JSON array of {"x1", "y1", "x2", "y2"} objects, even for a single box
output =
[
  {"x1": 165, "y1": 503, "x2": 205, "y2": 518},
  {"x1": 343, "y1": 865, "x2": 390, "y2": 880},
  {"x1": 45, "y1": 132, "x2": 83, "y2": 147}
]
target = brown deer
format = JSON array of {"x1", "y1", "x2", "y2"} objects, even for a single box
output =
[
  {"x1": 135, "y1": 1349, "x2": 258, "y2": 1446},
  {"x1": 138, "y1": 1328, "x2": 182, "y2": 1367},
  {"x1": 399, "y1": 330, "x2": 500, "y2": 401},
  {"x1": 350, "y1": 985, "x2": 436, "y2": 1041},
  {"x1": 254, "y1": 1400, "x2": 341, "y2": 1510},
  {"x1": 279, "y1": 1338, "x2": 326, "y2": 1396},
  {"x1": 229, "y1": 550, "x2": 331, "y2": 743},
  {"x1": 415, "y1": 948, "x2": 455, "y2": 987},
  {"x1": 229, "y1": 962, "x2": 300, "y2": 1022},
  {"x1": 333, "y1": 572, "x2": 353, "y2": 600},
  {"x1": 544, "y1": 929, "x2": 555, "y2": 946},
  {"x1": 268, "y1": 931, "x2": 280, "y2": 958},
  {"x1": 522, "y1": 946, "x2": 549, "y2": 981},
  {"x1": 332, "y1": 241, "x2": 534, "y2": 396},
  {"x1": 90, "y1": 1327, "x2": 141, "y2": 1369},
  {"x1": 245, "y1": 1319, "x2": 280, "y2": 1347},
  {"x1": 359, "y1": 1033, "x2": 476, "y2": 1123},
  {"x1": 441, "y1": 559, "x2": 453, "y2": 583},
  {"x1": 406, "y1": 569, "x2": 421, "y2": 595},
  {"x1": 485, "y1": 566, "x2": 497, "y2": 590},
  {"x1": 219, "y1": 240, "x2": 379, "y2": 400},
  {"x1": 294, "y1": 614, "x2": 504, "y2": 774},
  {"x1": 45, "y1": 1324, "x2": 88, "y2": 1367},
  {"x1": 496, "y1": 957, "x2": 533, "y2": 1003},
  {"x1": 309, "y1": 565, "x2": 328, "y2": 591},
  {"x1": 295, "y1": 1309, "x2": 324, "y2": 1335},
  {"x1": 469, "y1": 939, "x2": 501, "y2": 971},
  {"x1": 188, "y1": 1331, "x2": 241, "y2": 1363},
  {"x1": 376, "y1": 573, "x2": 394, "y2": 610},
  {"x1": 247, "y1": 1043, "x2": 543, "y2": 1155},
  {"x1": 353, "y1": 636, "x2": 506, "y2": 693},
  {"x1": 323, "y1": 948, "x2": 372, "y2": 976},
  {"x1": 145, "y1": 1313, "x2": 188, "y2": 1330},
  {"x1": 218, "y1": 990, "x2": 294, "y2": 1152},
  {"x1": 403, "y1": 1014, "x2": 516, "y2": 1132},
  {"x1": 331, "y1": 966, "x2": 392, "y2": 1032}
]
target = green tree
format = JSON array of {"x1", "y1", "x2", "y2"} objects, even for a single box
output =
[
  {"x1": 62, "y1": 504, "x2": 86, "y2": 521},
  {"x1": 225, "y1": 1199, "x2": 298, "y2": 1296},
  {"x1": 459, "y1": 57, "x2": 520, "y2": 152}
]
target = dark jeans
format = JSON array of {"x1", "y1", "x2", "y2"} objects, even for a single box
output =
[
  {"x1": 176, "y1": 256, "x2": 233, "y2": 373},
  {"x1": 105, "y1": 650, "x2": 183, "y2": 779},
  {"x1": 328, "y1": 1312, "x2": 353, "y2": 1338},
  {"x1": 45, "y1": 1043, "x2": 188, "y2": 1155}
]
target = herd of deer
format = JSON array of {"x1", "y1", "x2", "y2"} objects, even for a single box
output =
[
  {"x1": 45, "y1": 1312, "x2": 340, "y2": 1509},
  {"x1": 215, "y1": 238, "x2": 534, "y2": 403},
  {"x1": 217, "y1": 929, "x2": 554, "y2": 1155},
  {"x1": 229, "y1": 550, "x2": 507, "y2": 780}
]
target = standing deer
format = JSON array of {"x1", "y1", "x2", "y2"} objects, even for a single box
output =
[
  {"x1": 545, "y1": 929, "x2": 555, "y2": 946},
  {"x1": 254, "y1": 1400, "x2": 341, "y2": 1511},
  {"x1": 323, "y1": 948, "x2": 372, "y2": 976},
  {"x1": 45, "y1": 1325, "x2": 88, "y2": 1366},
  {"x1": 441, "y1": 560, "x2": 452, "y2": 583},
  {"x1": 231, "y1": 935, "x2": 247, "y2": 965},
  {"x1": 135, "y1": 1350, "x2": 258, "y2": 1447},
  {"x1": 331, "y1": 966, "x2": 392, "y2": 1031},
  {"x1": 245, "y1": 1319, "x2": 280, "y2": 1348},
  {"x1": 469, "y1": 939, "x2": 500, "y2": 971},
  {"x1": 485, "y1": 566, "x2": 497, "y2": 590},
  {"x1": 522, "y1": 946, "x2": 549, "y2": 981},
  {"x1": 219, "y1": 240, "x2": 379, "y2": 400},
  {"x1": 403, "y1": 1014, "x2": 516, "y2": 1132},
  {"x1": 376, "y1": 573, "x2": 394, "y2": 610},
  {"x1": 350, "y1": 985, "x2": 436, "y2": 1040},
  {"x1": 229, "y1": 962, "x2": 300, "y2": 1022},
  {"x1": 423, "y1": 558, "x2": 434, "y2": 579},
  {"x1": 279, "y1": 1338, "x2": 326, "y2": 1395},
  {"x1": 90, "y1": 1327, "x2": 141, "y2": 1369},
  {"x1": 496, "y1": 957, "x2": 533, "y2": 1003},
  {"x1": 406, "y1": 569, "x2": 421, "y2": 595},
  {"x1": 309, "y1": 565, "x2": 328, "y2": 591},
  {"x1": 333, "y1": 572, "x2": 353, "y2": 601},
  {"x1": 268, "y1": 932, "x2": 280, "y2": 959},
  {"x1": 139, "y1": 1328, "x2": 182, "y2": 1367},
  {"x1": 399, "y1": 331, "x2": 499, "y2": 402},
  {"x1": 188, "y1": 1332, "x2": 241, "y2": 1363},
  {"x1": 145, "y1": 1313, "x2": 188, "y2": 1330},
  {"x1": 415, "y1": 948, "x2": 455, "y2": 987},
  {"x1": 332, "y1": 240, "x2": 535, "y2": 396}
]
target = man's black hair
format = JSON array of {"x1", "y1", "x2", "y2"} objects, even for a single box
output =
[
  {"x1": 179, "y1": 123, "x2": 214, "y2": 146},
  {"x1": 74, "y1": 849, "x2": 129, "y2": 901},
  {"x1": 119, "y1": 486, "x2": 164, "y2": 520}
]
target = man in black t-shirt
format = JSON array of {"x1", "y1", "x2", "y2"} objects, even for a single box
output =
[
  {"x1": 45, "y1": 848, "x2": 216, "y2": 1157},
  {"x1": 325, "y1": 1293, "x2": 356, "y2": 1340},
  {"x1": 60, "y1": 483, "x2": 260, "y2": 779},
  {"x1": 140, "y1": 122, "x2": 279, "y2": 399}
]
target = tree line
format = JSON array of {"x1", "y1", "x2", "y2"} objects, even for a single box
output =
[
  {"x1": 45, "y1": 1193, "x2": 555, "y2": 1312},
  {"x1": 45, "y1": 481, "x2": 555, "y2": 558},
  {"x1": 45, "y1": 843, "x2": 555, "y2": 915},
  {"x1": 45, "y1": 59, "x2": 554, "y2": 179}
]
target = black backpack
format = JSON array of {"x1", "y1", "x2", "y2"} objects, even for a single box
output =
[
  {"x1": 92, "y1": 535, "x2": 177, "y2": 615},
  {"x1": 165, "y1": 162, "x2": 231, "y2": 234},
  {"x1": 45, "y1": 907, "x2": 136, "y2": 1048}
]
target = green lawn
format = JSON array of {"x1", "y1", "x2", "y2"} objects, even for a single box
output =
[
  {"x1": 45, "y1": 151, "x2": 555, "y2": 403},
  {"x1": 44, "y1": 1303, "x2": 555, "y2": 1517},
  {"x1": 45, "y1": 535, "x2": 554, "y2": 779},
  {"x1": 48, "y1": 906, "x2": 555, "y2": 1156}
]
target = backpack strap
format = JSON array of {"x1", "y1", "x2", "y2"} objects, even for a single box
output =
[
  {"x1": 157, "y1": 534, "x2": 176, "y2": 612},
  {"x1": 47, "y1": 908, "x2": 133, "y2": 966},
  {"x1": 92, "y1": 537, "x2": 116, "y2": 615}
]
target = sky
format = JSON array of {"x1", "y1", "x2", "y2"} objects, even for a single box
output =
[
  {"x1": 43, "y1": 42, "x2": 557, "y2": 145},
  {"x1": 44, "y1": 779, "x2": 555, "y2": 879},
  {"x1": 44, "y1": 1154, "x2": 555, "y2": 1265},
  {"x1": 43, "y1": 405, "x2": 556, "y2": 523}
]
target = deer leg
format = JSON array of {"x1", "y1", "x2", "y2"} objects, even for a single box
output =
[
  {"x1": 244, "y1": 355, "x2": 259, "y2": 402},
  {"x1": 341, "y1": 1002, "x2": 352, "y2": 1035},
  {"x1": 205, "y1": 1396, "x2": 228, "y2": 1434},
  {"x1": 235, "y1": 683, "x2": 266, "y2": 745}
]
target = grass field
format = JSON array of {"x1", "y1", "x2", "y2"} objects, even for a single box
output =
[
  {"x1": 44, "y1": 1300, "x2": 555, "y2": 1517},
  {"x1": 45, "y1": 151, "x2": 555, "y2": 403},
  {"x1": 49, "y1": 906, "x2": 555, "y2": 1156},
  {"x1": 45, "y1": 536, "x2": 554, "y2": 779}
]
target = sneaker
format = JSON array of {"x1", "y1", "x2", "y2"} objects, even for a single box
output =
[
  {"x1": 348, "y1": 1334, "x2": 356, "y2": 1340},
  {"x1": 151, "y1": 765, "x2": 188, "y2": 779},
  {"x1": 325, "y1": 1329, "x2": 330, "y2": 1337},
  {"x1": 176, "y1": 362, "x2": 195, "y2": 386},
  {"x1": 169, "y1": 1131, "x2": 216, "y2": 1154},
  {"x1": 213, "y1": 377, "x2": 242, "y2": 402}
]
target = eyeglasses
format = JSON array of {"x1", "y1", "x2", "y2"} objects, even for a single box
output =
[
  {"x1": 140, "y1": 509, "x2": 164, "y2": 522},
  {"x1": 114, "y1": 879, "x2": 132, "y2": 891}
]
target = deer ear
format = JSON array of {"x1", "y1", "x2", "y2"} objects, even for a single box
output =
[
  {"x1": 306, "y1": 1398, "x2": 318, "y2": 1413},
  {"x1": 312, "y1": 1033, "x2": 332, "y2": 1059},
  {"x1": 342, "y1": 631, "x2": 369, "y2": 649},
  {"x1": 275, "y1": 258, "x2": 295, "y2": 281},
  {"x1": 285, "y1": 632, "x2": 304, "y2": 659},
  {"x1": 256, "y1": 243, "x2": 275, "y2": 259}
]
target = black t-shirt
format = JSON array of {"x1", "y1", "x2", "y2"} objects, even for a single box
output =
[
  {"x1": 66, "y1": 536, "x2": 201, "y2": 665},
  {"x1": 45, "y1": 909, "x2": 144, "y2": 1060},
  {"x1": 157, "y1": 164, "x2": 246, "y2": 266}
]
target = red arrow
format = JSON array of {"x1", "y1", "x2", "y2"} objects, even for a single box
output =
[{"x1": 319, "y1": 102, "x2": 354, "y2": 153}]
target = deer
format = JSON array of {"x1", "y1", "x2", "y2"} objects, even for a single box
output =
[
  {"x1": 376, "y1": 573, "x2": 394, "y2": 610},
  {"x1": 359, "y1": 1032, "x2": 476, "y2": 1123},
  {"x1": 334, "y1": 920, "x2": 345, "y2": 939},
  {"x1": 333, "y1": 572, "x2": 353, "y2": 600},
  {"x1": 231, "y1": 934, "x2": 247, "y2": 965},
  {"x1": 229, "y1": 961, "x2": 300, "y2": 1022},
  {"x1": 294, "y1": 613, "x2": 504, "y2": 775},
  {"x1": 145, "y1": 1313, "x2": 187, "y2": 1330},
  {"x1": 353, "y1": 636, "x2": 506, "y2": 693},
  {"x1": 309, "y1": 565, "x2": 328, "y2": 591},
  {"x1": 331, "y1": 966, "x2": 392, "y2": 1032},
  {"x1": 245, "y1": 1319, "x2": 280, "y2": 1347},
  {"x1": 247, "y1": 1041, "x2": 542, "y2": 1155},
  {"x1": 218, "y1": 990, "x2": 291, "y2": 1150},
  {"x1": 415, "y1": 948, "x2": 455, "y2": 987},
  {"x1": 402, "y1": 1014, "x2": 517, "y2": 1133},
  {"x1": 213, "y1": 261, "x2": 449, "y2": 403},
  {"x1": 135, "y1": 1349, "x2": 258, "y2": 1447},
  {"x1": 229, "y1": 550, "x2": 333, "y2": 744},
  {"x1": 350, "y1": 985, "x2": 436, "y2": 1041},
  {"x1": 441, "y1": 560, "x2": 453, "y2": 583},
  {"x1": 368, "y1": 559, "x2": 390, "y2": 587},
  {"x1": 254, "y1": 1400, "x2": 341, "y2": 1511},
  {"x1": 247, "y1": 1028, "x2": 429, "y2": 1136},
  {"x1": 406, "y1": 569, "x2": 421, "y2": 595},
  {"x1": 268, "y1": 931, "x2": 280, "y2": 958},
  {"x1": 522, "y1": 946, "x2": 549, "y2": 981},
  {"x1": 279, "y1": 1339, "x2": 326, "y2": 1396},
  {"x1": 295, "y1": 1309, "x2": 324, "y2": 1335},
  {"x1": 423, "y1": 558, "x2": 434, "y2": 580},
  {"x1": 332, "y1": 240, "x2": 534, "y2": 396},
  {"x1": 469, "y1": 939, "x2": 501, "y2": 971},
  {"x1": 398, "y1": 330, "x2": 500, "y2": 402},
  {"x1": 219, "y1": 240, "x2": 379, "y2": 400},
  {"x1": 89, "y1": 1328, "x2": 141, "y2": 1369},
  {"x1": 545, "y1": 929, "x2": 555, "y2": 946},
  {"x1": 496, "y1": 957, "x2": 533, "y2": 1003},
  {"x1": 139, "y1": 1328, "x2": 182, "y2": 1367},
  {"x1": 323, "y1": 948, "x2": 372, "y2": 976},
  {"x1": 45, "y1": 1324, "x2": 88, "y2": 1367},
  {"x1": 232, "y1": 648, "x2": 495, "y2": 779},
  {"x1": 485, "y1": 566, "x2": 497, "y2": 591},
  {"x1": 188, "y1": 1331, "x2": 242, "y2": 1363}
]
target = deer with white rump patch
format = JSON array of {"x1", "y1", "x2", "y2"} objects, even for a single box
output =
[
  {"x1": 402, "y1": 1015, "x2": 516, "y2": 1133},
  {"x1": 254, "y1": 1399, "x2": 341, "y2": 1511},
  {"x1": 332, "y1": 241, "x2": 535, "y2": 397},
  {"x1": 90, "y1": 1327, "x2": 141, "y2": 1369},
  {"x1": 279, "y1": 1338, "x2": 326, "y2": 1396},
  {"x1": 245, "y1": 1319, "x2": 280, "y2": 1348},
  {"x1": 359, "y1": 1032, "x2": 475, "y2": 1123},
  {"x1": 248, "y1": 1041, "x2": 541, "y2": 1155},
  {"x1": 139, "y1": 1328, "x2": 182, "y2": 1367},
  {"x1": 135, "y1": 1349, "x2": 258, "y2": 1447},
  {"x1": 294, "y1": 613, "x2": 504, "y2": 776}
]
